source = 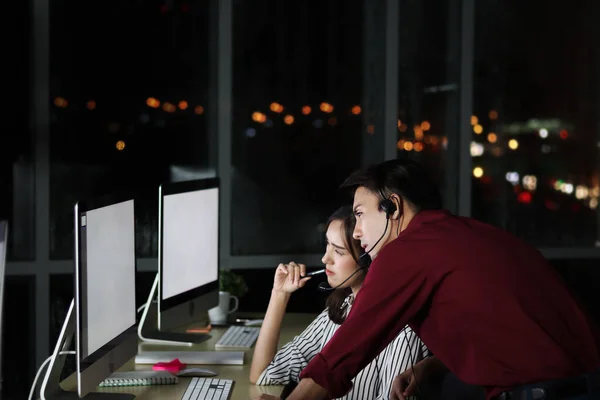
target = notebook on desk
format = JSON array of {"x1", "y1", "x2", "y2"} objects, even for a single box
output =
[
  {"x1": 99, "y1": 371, "x2": 178, "y2": 387},
  {"x1": 135, "y1": 351, "x2": 245, "y2": 365}
]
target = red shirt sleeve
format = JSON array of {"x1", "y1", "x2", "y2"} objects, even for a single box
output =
[{"x1": 299, "y1": 241, "x2": 435, "y2": 398}]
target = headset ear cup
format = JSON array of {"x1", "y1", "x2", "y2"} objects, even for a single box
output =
[{"x1": 379, "y1": 199, "x2": 397, "y2": 218}]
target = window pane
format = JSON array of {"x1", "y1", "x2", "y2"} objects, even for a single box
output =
[
  {"x1": 3, "y1": 276, "x2": 35, "y2": 398},
  {"x1": 1, "y1": 0, "x2": 35, "y2": 260},
  {"x1": 50, "y1": 274, "x2": 76, "y2": 380},
  {"x1": 397, "y1": 0, "x2": 460, "y2": 210},
  {"x1": 232, "y1": 1, "x2": 364, "y2": 255},
  {"x1": 49, "y1": 0, "x2": 213, "y2": 259},
  {"x1": 473, "y1": 1, "x2": 600, "y2": 247}
]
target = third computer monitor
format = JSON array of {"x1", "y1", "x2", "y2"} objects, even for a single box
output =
[
  {"x1": 0, "y1": 220, "x2": 7, "y2": 391},
  {"x1": 158, "y1": 178, "x2": 220, "y2": 331}
]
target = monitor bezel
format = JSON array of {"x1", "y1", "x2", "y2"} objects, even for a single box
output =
[
  {"x1": 158, "y1": 177, "x2": 220, "y2": 313},
  {"x1": 0, "y1": 220, "x2": 7, "y2": 273},
  {"x1": 74, "y1": 192, "x2": 138, "y2": 393},
  {"x1": 0, "y1": 220, "x2": 7, "y2": 389}
]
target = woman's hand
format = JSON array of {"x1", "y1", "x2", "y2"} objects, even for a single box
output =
[{"x1": 273, "y1": 262, "x2": 311, "y2": 294}]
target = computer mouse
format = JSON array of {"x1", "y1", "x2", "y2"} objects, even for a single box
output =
[{"x1": 177, "y1": 368, "x2": 218, "y2": 377}]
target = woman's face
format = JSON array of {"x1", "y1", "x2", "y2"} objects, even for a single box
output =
[{"x1": 321, "y1": 219, "x2": 361, "y2": 288}]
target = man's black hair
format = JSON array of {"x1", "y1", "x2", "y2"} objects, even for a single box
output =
[{"x1": 340, "y1": 158, "x2": 443, "y2": 211}]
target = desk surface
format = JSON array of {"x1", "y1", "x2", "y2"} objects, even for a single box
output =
[{"x1": 61, "y1": 313, "x2": 317, "y2": 400}]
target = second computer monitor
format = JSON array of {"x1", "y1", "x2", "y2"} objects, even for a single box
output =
[
  {"x1": 75, "y1": 195, "x2": 137, "y2": 397},
  {"x1": 158, "y1": 178, "x2": 220, "y2": 331}
]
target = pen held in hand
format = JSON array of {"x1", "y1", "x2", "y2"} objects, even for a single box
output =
[{"x1": 301, "y1": 269, "x2": 325, "y2": 278}]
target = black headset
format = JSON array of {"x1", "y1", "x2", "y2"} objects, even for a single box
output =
[{"x1": 379, "y1": 197, "x2": 397, "y2": 218}]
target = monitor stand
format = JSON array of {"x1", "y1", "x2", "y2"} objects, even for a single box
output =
[
  {"x1": 39, "y1": 299, "x2": 134, "y2": 399},
  {"x1": 137, "y1": 273, "x2": 211, "y2": 346}
]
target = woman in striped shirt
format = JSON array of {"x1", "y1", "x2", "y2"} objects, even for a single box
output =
[{"x1": 249, "y1": 206, "x2": 428, "y2": 400}]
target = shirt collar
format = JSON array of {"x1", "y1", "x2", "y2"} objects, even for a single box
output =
[{"x1": 342, "y1": 294, "x2": 355, "y2": 308}]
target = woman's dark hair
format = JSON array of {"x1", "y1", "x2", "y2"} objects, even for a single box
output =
[
  {"x1": 340, "y1": 158, "x2": 443, "y2": 211},
  {"x1": 324, "y1": 205, "x2": 364, "y2": 325}
]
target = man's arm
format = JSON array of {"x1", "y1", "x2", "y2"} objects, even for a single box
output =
[
  {"x1": 293, "y1": 243, "x2": 435, "y2": 398},
  {"x1": 390, "y1": 356, "x2": 448, "y2": 400},
  {"x1": 280, "y1": 358, "x2": 449, "y2": 400}
]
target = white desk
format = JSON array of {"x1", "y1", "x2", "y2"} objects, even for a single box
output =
[{"x1": 60, "y1": 313, "x2": 317, "y2": 400}]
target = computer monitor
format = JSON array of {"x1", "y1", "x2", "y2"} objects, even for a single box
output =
[
  {"x1": 0, "y1": 220, "x2": 7, "y2": 392},
  {"x1": 138, "y1": 178, "x2": 220, "y2": 346},
  {"x1": 159, "y1": 177, "x2": 220, "y2": 330},
  {"x1": 40, "y1": 195, "x2": 137, "y2": 399}
]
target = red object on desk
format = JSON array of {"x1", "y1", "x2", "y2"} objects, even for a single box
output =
[
  {"x1": 186, "y1": 324, "x2": 212, "y2": 333},
  {"x1": 152, "y1": 358, "x2": 186, "y2": 374}
]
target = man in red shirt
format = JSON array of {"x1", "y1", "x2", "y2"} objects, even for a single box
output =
[{"x1": 282, "y1": 159, "x2": 600, "y2": 400}]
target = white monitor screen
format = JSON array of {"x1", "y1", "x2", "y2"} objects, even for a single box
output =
[
  {"x1": 82, "y1": 200, "x2": 136, "y2": 357},
  {"x1": 162, "y1": 187, "x2": 219, "y2": 300}
]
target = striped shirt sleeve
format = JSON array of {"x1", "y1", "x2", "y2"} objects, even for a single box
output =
[
  {"x1": 376, "y1": 327, "x2": 429, "y2": 400},
  {"x1": 256, "y1": 309, "x2": 329, "y2": 386}
]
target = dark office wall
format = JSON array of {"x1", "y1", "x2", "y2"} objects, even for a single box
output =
[{"x1": 552, "y1": 260, "x2": 600, "y2": 325}]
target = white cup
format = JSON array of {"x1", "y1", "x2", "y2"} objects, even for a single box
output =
[{"x1": 208, "y1": 291, "x2": 239, "y2": 325}]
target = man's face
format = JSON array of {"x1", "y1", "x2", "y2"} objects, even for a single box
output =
[{"x1": 352, "y1": 187, "x2": 391, "y2": 259}]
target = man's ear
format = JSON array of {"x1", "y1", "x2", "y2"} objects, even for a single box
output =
[{"x1": 390, "y1": 194, "x2": 403, "y2": 220}]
